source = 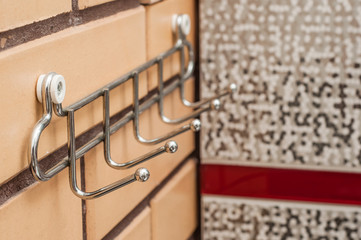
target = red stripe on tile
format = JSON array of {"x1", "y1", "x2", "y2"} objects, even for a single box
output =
[{"x1": 201, "y1": 164, "x2": 361, "y2": 206}]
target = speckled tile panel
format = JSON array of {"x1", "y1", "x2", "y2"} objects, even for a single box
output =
[
  {"x1": 202, "y1": 196, "x2": 361, "y2": 240},
  {"x1": 200, "y1": 0, "x2": 361, "y2": 171}
]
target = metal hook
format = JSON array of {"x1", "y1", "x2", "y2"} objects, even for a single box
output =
[
  {"x1": 30, "y1": 14, "x2": 229, "y2": 199},
  {"x1": 133, "y1": 73, "x2": 201, "y2": 144},
  {"x1": 157, "y1": 58, "x2": 221, "y2": 124},
  {"x1": 68, "y1": 110, "x2": 150, "y2": 200},
  {"x1": 30, "y1": 72, "x2": 69, "y2": 181},
  {"x1": 173, "y1": 14, "x2": 237, "y2": 109},
  {"x1": 103, "y1": 89, "x2": 178, "y2": 169}
]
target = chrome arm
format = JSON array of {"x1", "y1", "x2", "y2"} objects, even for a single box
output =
[
  {"x1": 173, "y1": 14, "x2": 237, "y2": 109},
  {"x1": 157, "y1": 58, "x2": 221, "y2": 124},
  {"x1": 67, "y1": 110, "x2": 150, "y2": 200},
  {"x1": 133, "y1": 73, "x2": 201, "y2": 145},
  {"x1": 103, "y1": 89, "x2": 178, "y2": 169},
  {"x1": 30, "y1": 14, "x2": 217, "y2": 200}
]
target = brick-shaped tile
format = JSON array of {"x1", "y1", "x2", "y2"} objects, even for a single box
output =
[
  {"x1": 0, "y1": 0, "x2": 71, "y2": 32},
  {"x1": 0, "y1": 165, "x2": 82, "y2": 239},
  {"x1": 0, "y1": 7, "x2": 147, "y2": 184},
  {"x1": 84, "y1": 98, "x2": 195, "y2": 239}
]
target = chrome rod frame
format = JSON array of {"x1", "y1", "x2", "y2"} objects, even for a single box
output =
[
  {"x1": 132, "y1": 73, "x2": 201, "y2": 145},
  {"x1": 30, "y1": 35, "x2": 186, "y2": 182},
  {"x1": 30, "y1": 73, "x2": 70, "y2": 181},
  {"x1": 172, "y1": 15, "x2": 236, "y2": 109},
  {"x1": 103, "y1": 89, "x2": 178, "y2": 169},
  {"x1": 157, "y1": 57, "x2": 219, "y2": 124},
  {"x1": 68, "y1": 110, "x2": 149, "y2": 200},
  {"x1": 29, "y1": 14, "x2": 230, "y2": 200}
]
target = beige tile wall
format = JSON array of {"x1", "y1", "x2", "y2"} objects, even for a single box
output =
[
  {"x1": 151, "y1": 159, "x2": 198, "y2": 240},
  {"x1": 0, "y1": 0, "x2": 71, "y2": 32},
  {"x1": 0, "y1": 163, "x2": 82, "y2": 239},
  {"x1": 0, "y1": 7, "x2": 147, "y2": 184},
  {"x1": 114, "y1": 207, "x2": 152, "y2": 240},
  {"x1": 0, "y1": 0, "x2": 198, "y2": 238}
]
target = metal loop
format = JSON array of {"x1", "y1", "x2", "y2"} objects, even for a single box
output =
[
  {"x1": 67, "y1": 110, "x2": 150, "y2": 200},
  {"x1": 30, "y1": 72, "x2": 69, "y2": 181},
  {"x1": 180, "y1": 40, "x2": 237, "y2": 109},
  {"x1": 103, "y1": 89, "x2": 178, "y2": 169},
  {"x1": 29, "y1": 14, "x2": 229, "y2": 200},
  {"x1": 172, "y1": 15, "x2": 237, "y2": 109},
  {"x1": 133, "y1": 73, "x2": 201, "y2": 145},
  {"x1": 157, "y1": 58, "x2": 221, "y2": 124}
]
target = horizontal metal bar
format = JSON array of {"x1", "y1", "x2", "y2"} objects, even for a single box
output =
[
  {"x1": 60, "y1": 41, "x2": 183, "y2": 113},
  {"x1": 31, "y1": 32, "x2": 190, "y2": 182},
  {"x1": 50, "y1": 75, "x2": 184, "y2": 170}
]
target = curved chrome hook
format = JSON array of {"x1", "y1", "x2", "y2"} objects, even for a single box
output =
[
  {"x1": 30, "y1": 72, "x2": 69, "y2": 181},
  {"x1": 157, "y1": 59, "x2": 221, "y2": 124},
  {"x1": 173, "y1": 14, "x2": 237, "y2": 109},
  {"x1": 68, "y1": 110, "x2": 150, "y2": 200},
  {"x1": 103, "y1": 89, "x2": 179, "y2": 169},
  {"x1": 133, "y1": 73, "x2": 201, "y2": 145}
]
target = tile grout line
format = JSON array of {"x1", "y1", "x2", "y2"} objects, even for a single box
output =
[{"x1": 72, "y1": 0, "x2": 79, "y2": 11}]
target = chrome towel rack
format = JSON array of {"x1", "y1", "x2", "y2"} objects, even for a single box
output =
[{"x1": 29, "y1": 14, "x2": 236, "y2": 199}]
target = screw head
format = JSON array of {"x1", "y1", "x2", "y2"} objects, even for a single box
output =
[
  {"x1": 50, "y1": 74, "x2": 66, "y2": 104},
  {"x1": 190, "y1": 119, "x2": 201, "y2": 132},
  {"x1": 165, "y1": 141, "x2": 178, "y2": 153},
  {"x1": 135, "y1": 168, "x2": 150, "y2": 182},
  {"x1": 172, "y1": 14, "x2": 191, "y2": 36},
  {"x1": 211, "y1": 99, "x2": 221, "y2": 110},
  {"x1": 180, "y1": 14, "x2": 191, "y2": 36}
]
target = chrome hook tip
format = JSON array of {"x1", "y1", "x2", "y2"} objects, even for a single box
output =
[
  {"x1": 135, "y1": 168, "x2": 150, "y2": 182},
  {"x1": 165, "y1": 141, "x2": 178, "y2": 153},
  {"x1": 190, "y1": 119, "x2": 201, "y2": 132},
  {"x1": 211, "y1": 99, "x2": 221, "y2": 110},
  {"x1": 228, "y1": 83, "x2": 237, "y2": 93}
]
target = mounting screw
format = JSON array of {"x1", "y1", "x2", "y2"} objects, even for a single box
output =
[
  {"x1": 165, "y1": 141, "x2": 178, "y2": 153},
  {"x1": 36, "y1": 73, "x2": 66, "y2": 104},
  {"x1": 190, "y1": 119, "x2": 201, "y2": 132},
  {"x1": 135, "y1": 168, "x2": 150, "y2": 182},
  {"x1": 172, "y1": 14, "x2": 191, "y2": 36}
]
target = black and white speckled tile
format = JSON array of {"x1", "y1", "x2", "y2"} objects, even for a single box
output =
[
  {"x1": 200, "y1": 0, "x2": 361, "y2": 171},
  {"x1": 202, "y1": 196, "x2": 361, "y2": 240}
]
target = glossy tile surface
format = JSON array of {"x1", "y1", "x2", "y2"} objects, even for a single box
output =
[
  {"x1": 0, "y1": 163, "x2": 82, "y2": 239},
  {"x1": 151, "y1": 159, "x2": 197, "y2": 240},
  {"x1": 114, "y1": 207, "x2": 151, "y2": 240},
  {"x1": 201, "y1": 164, "x2": 361, "y2": 205}
]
